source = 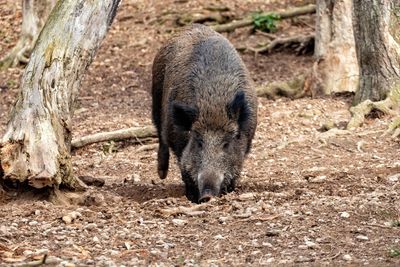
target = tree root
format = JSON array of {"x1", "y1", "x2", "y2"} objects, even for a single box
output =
[
  {"x1": 256, "y1": 74, "x2": 309, "y2": 99},
  {"x1": 212, "y1": 4, "x2": 316, "y2": 33},
  {"x1": 384, "y1": 116, "x2": 400, "y2": 138},
  {"x1": 252, "y1": 34, "x2": 314, "y2": 55},
  {"x1": 71, "y1": 126, "x2": 157, "y2": 149},
  {"x1": 0, "y1": 37, "x2": 32, "y2": 70},
  {"x1": 347, "y1": 98, "x2": 398, "y2": 130}
]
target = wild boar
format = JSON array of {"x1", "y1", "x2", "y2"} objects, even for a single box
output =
[{"x1": 151, "y1": 24, "x2": 257, "y2": 203}]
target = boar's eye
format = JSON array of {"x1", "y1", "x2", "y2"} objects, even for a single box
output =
[
  {"x1": 194, "y1": 137, "x2": 203, "y2": 149},
  {"x1": 222, "y1": 141, "x2": 230, "y2": 150}
]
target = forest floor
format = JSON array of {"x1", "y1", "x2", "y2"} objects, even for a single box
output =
[{"x1": 1, "y1": 0, "x2": 400, "y2": 266}]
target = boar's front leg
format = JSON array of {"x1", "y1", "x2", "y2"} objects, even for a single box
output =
[{"x1": 157, "y1": 142, "x2": 169, "y2": 179}]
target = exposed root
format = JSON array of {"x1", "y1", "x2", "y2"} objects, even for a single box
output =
[
  {"x1": 252, "y1": 34, "x2": 314, "y2": 54},
  {"x1": 347, "y1": 98, "x2": 398, "y2": 130},
  {"x1": 49, "y1": 188, "x2": 104, "y2": 206},
  {"x1": 256, "y1": 74, "x2": 309, "y2": 100},
  {"x1": 384, "y1": 116, "x2": 400, "y2": 138},
  {"x1": 212, "y1": 4, "x2": 316, "y2": 33},
  {"x1": 71, "y1": 126, "x2": 157, "y2": 149},
  {"x1": 0, "y1": 37, "x2": 32, "y2": 70}
]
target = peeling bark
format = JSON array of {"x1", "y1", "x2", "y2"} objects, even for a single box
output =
[
  {"x1": 308, "y1": 0, "x2": 359, "y2": 96},
  {"x1": 0, "y1": 0, "x2": 121, "y2": 189},
  {"x1": 0, "y1": 0, "x2": 56, "y2": 69}
]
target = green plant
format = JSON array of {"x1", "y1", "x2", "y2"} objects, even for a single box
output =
[
  {"x1": 252, "y1": 13, "x2": 280, "y2": 32},
  {"x1": 389, "y1": 249, "x2": 400, "y2": 257},
  {"x1": 392, "y1": 220, "x2": 400, "y2": 227}
]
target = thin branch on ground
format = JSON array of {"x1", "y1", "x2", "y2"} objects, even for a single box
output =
[{"x1": 71, "y1": 126, "x2": 157, "y2": 149}]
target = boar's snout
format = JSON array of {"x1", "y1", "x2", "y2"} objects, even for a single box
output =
[
  {"x1": 199, "y1": 189, "x2": 216, "y2": 203},
  {"x1": 198, "y1": 171, "x2": 223, "y2": 202}
]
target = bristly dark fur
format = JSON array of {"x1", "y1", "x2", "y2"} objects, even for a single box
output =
[
  {"x1": 151, "y1": 24, "x2": 258, "y2": 202},
  {"x1": 171, "y1": 102, "x2": 198, "y2": 131},
  {"x1": 227, "y1": 91, "x2": 251, "y2": 133}
]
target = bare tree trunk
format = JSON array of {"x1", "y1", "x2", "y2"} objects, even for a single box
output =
[
  {"x1": 307, "y1": 0, "x2": 359, "y2": 96},
  {"x1": 347, "y1": 0, "x2": 400, "y2": 130},
  {"x1": 0, "y1": 0, "x2": 56, "y2": 69},
  {"x1": 352, "y1": 0, "x2": 400, "y2": 104},
  {"x1": 0, "y1": 0, "x2": 121, "y2": 189}
]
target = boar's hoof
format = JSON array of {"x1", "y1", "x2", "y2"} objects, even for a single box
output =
[{"x1": 158, "y1": 169, "x2": 168, "y2": 180}]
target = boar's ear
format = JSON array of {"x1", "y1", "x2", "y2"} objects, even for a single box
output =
[
  {"x1": 227, "y1": 91, "x2": 251, "y2": 131},
  {"x1": 172, "y1": 102, "x2": 198, "y2": 131}
]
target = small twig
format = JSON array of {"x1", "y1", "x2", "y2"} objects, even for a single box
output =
[
  {"x1": 255, "y1": 30, "x2": 276, "y2": 39},
  {"x1": 19, "y1": 254, "x2": 47, "y2": 267},
  {"x1": 137, "y1": 143, "x2": 158, "y2": 153}
]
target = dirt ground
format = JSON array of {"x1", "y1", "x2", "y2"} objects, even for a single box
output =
[{"x1": 1, "y1": 0, "x2": 400, "y2": 266}]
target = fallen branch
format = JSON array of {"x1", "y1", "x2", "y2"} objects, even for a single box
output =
[
  {"x1": 71, "y1": 126, "x2": 156, "y2": 149},
  {"x1": 253, "y1": 34, "x2": 314, "y2": 54},
  {"x1": 212, "y1": 4, "x2": 316, "y2": 33},
  {"x1": 157, "y1": 204, "x2": 210, "y2": 217},
  {"x1": 177, "y1": 13, "x2": 230, "y2": 26}
]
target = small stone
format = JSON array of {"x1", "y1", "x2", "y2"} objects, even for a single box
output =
[
  {"x1": 266, "y1": 257, "x2": 275, "y2": 263},
  {"x1": 124, "y1": 242, "x2": 131, "y2": 250},
  {"x1": 343, "y1": 254, "x2": 352, "y2": 261},
  {"x1": 388, "y1": 173, "x2": 400, "y2": 183},
  {"x1": 238, "y1": 192, "x2": 255, "y2": 201},
  {"x1": 214, "y1": 234, "x2": 224, "y2": 240},
  {"x1": 356, "y1": 235, "x2": 368, "y2": 241},
  {"x1": 93, "y1": 236, "x2": 100, "y2": 243},
  {"x1": 309, "y1": 175, "x2": 327, "y2": 183},
  {"x1": 33, "y1": 249, "x2": 49, "y2": 256},
  {"x1": 340, "y1": 212, "x2": 350, "y2": 218},
  {"x1": 266, "y1": 229, "x2": 280, "y2": 237},
  {"x1": 218, "y1": 216, "x2": 229, "y2": 223},
  {"x1": 34, "y1": 210, "x2": 41, "y2": 216},
  {"x1": 172, "y1": 219, "x2": 187, "y2": 226},
  {"x1": 85, "y1": 223, "x2": 97, "y2": 230},
  {"x1": 132, "y1": 174, "x2": 141, "y2": 183},
  {"x1": 28, "y1": 221, "x2": 38, "y2": 226},
  {"x1": 109, "y1": 250, "x2": 119, "y2": 256},
  {"x1": 305, "y1": 240, "x2": 318, "y2": 249},
  {"x1": 262, "y1": 242, "x2": 273, "y2": 248},
  {"x1": 23, "y1": 250, "x2": 33, "y2": 256}
]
